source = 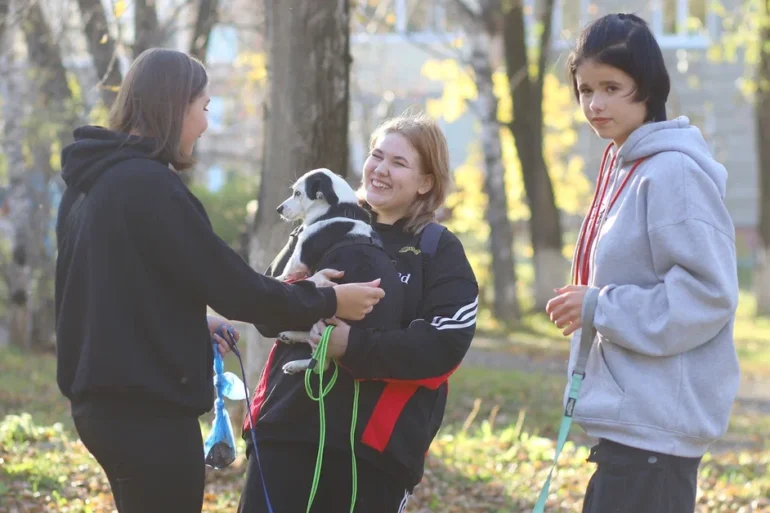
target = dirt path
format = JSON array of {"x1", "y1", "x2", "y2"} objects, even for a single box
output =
[
  {"x1": 464, "y1": 336, "x2": 770, "y2": 454},
  {"x1": 465, "y1": 336, "x2": 770, "y2": 404}
]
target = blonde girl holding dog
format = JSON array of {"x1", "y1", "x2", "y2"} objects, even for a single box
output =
[{"x1": 238, "y1": 113, "x2": 479, "y2": 513}]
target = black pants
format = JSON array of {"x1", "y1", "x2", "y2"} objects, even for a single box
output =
[
  {"x1": 237, "y1": 441, "x2": 411, "y2": 513},
  {"x1": 73, "y1": 408, "x2": 205, "y2": 513},
  {"x1": 582, "y1": 439, "x2": 701, "y2": 513}
]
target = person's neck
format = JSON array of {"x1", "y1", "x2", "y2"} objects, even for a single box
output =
[{"x1": 373, "y1": 211, "x2": 403, "y2": 225}]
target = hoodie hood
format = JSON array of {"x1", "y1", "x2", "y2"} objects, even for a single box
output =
[
  {"x1": 617, "y1": 116, "x2": 727, "y2": 199},
  {"x1": 60, "y1": 126, "x2": 167, "y2": 192}
]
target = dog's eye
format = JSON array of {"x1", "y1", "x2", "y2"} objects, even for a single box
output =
[{"x1": 294, "y1": 190, "x2": 300, "y2": 197}]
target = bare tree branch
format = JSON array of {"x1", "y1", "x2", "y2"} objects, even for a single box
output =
[
  {"x1": 189, "y1": 0, "x2": 220, "y2": 64},
  {"x1": 77, "y1": 0, "x2": 122, "y2": 107},
  {"x1": 159, "y1": 0, "x2": 197, "y2": 39}
]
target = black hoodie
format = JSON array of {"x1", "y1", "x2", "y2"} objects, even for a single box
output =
[{"x1": 55, "y1": 126, "x2": 336, "y2": 416}]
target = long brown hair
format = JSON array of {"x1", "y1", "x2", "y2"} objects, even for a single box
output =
[
  {"x1": 108, "y1": 48, "x2": 208, "y2": 170},
  {"x1": 361, "y1": 112, "x2": 451, "y2": 234}
]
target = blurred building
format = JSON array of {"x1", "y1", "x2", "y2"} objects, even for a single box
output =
[
  {"x1": 349, "y1": 0, "x2": 759, "y2": 271},
  {"x1": 37, "y1": 0, "x2": 760, "y2": 267}
]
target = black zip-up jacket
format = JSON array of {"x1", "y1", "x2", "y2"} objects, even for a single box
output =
[
  {"x1": 55, "y1": 126, "x2": 336, "y2": 417},
  {"x1": 244, "y1": 219, "x2": 478, "y2": 489}
]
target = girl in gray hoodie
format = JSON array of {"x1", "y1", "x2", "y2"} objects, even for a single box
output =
[{"x1": 545, "y1": 13, "x2": 740, "y2": 513}]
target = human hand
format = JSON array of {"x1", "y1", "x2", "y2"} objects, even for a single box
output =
[
  {"x1": 207, "y1": 316, "x2": 240, "y2": 355},
  {"x1": 545, "y1": 285, "x2": 589, "y2": 336},
  {"x1": 308, "y1": 318, "x2": 350, "y2": 359},
  {"x1": 284, "y1": 264, "x2": 311, "y2": 283},
  {"x1": 333, "y1": 279, "x2": 384, "y2": 320},
  {"x1": 305, "y1": 268, "x2": 345, "y2": 288}
]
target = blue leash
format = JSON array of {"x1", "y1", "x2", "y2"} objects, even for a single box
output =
[
  {"x1": 532, "y1": 287, "x2": 599, "y2": 512},
  {"x1": 217, "y1": 326, "x2": 275, "y2": 513}
]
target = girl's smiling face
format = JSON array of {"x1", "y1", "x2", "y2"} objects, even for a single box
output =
[{"x1": 362, "y1": 132, "x2": 433, "y2": 224}]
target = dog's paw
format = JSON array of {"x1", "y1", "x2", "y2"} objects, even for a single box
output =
[
  {"x1": 278, "y1": 331, "x2": 309, "y2": 344},
  {"x1": 283, "y1": 359, "x2": 312, "y2": 375}
]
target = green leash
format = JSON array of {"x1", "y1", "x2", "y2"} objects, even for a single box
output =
[
  {"x1": 532, "y1": 287, "x2": 599, "y2": 513},
  {"x1": 304, "y1": 325, "x2": 360, "y2": 513}
]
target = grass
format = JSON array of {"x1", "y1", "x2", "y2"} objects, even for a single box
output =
[
  {"x1": 475, "y1": 291, "x2": 770, "y2": 379},
  {"x1": 1, "y1": 295, "x2": 770, "y2": 512}
]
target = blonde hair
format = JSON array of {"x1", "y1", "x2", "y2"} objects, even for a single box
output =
[{"x1": 359, "y1": 112, "x2": 451, "y2": 234}]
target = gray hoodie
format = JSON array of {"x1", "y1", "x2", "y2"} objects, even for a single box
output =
[{"x1": 566, "y1": 116, "x2": 740, "y2": 458}]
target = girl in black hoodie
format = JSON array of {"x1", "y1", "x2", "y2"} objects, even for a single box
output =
[{"x1": 55, "y1": 48, "x2": 384, "y2": 513}]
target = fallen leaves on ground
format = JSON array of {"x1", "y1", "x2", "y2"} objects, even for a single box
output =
[{"x1": 2, "y1": 413, "x2": 768, "y2": 513}]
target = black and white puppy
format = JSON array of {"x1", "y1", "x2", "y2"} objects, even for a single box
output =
[
  {"x1": 274, "y1": 168, "x2": 401, "y2": 375},
  {"x1": 275, "y1": 168, "x2": 374, "y2": 281}
]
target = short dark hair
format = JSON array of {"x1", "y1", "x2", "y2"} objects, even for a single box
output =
[
  {"x1": 108, "y1": 48, "x2": 208, "y2": 170},
  {"x1": 567, "y1": 13, "x2": 670, "y2": 123}
]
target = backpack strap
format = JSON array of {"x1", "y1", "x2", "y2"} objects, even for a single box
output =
[{"x1": 418, "y1": 222, "x2": 446, "y2": 257}]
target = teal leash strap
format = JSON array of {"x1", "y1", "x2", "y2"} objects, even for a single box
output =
[{"x1": 532, "y1": 287, "x2": 599, "y2": 513}]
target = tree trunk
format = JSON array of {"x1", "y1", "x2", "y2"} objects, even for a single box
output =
[
  {"x1": 0, "y1": 0, "x2": 9, "y2": 40},
  {"x1": 16, "y1": 1, "x2": 78, "y2": 350},
  {"x1": 1, "y1": 4, "x2": 28, "y2": 350},
  {"x1": 77, "y1": 0, "x2": 122, "y2": 108},
  {"x1": 133, "y1": 0, "x2": 163, "y2": 57},
  {"x1": 470, "y1": 32, "x2": 520, "y2": 325},
  {"x1": 245, "y1": 0, "x2": 351, "y2": 387},
  {"x1": 0, "y1": 0, "x2": 9, "y2": 349},
  {"x1": 755, "y1": 14, "x2": 770, "y2": 316},
  {"x1": 24, "y1": 1, "x2": 78, "y2": 146},
  {"x1": 503, "y1": 0, "x2": 566, "y2": 310},
  {"x1": 189, "y1": 0, "x2": 220, "y2": 64}
]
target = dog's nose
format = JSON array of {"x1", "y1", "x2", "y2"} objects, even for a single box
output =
[{"x1": 276, "y1": 204, "x2": 284, "y2": 214}]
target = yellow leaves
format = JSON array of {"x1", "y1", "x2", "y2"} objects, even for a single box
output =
[
  {"x1": 235, "y1": 52, "x2": 267, "y2": 85},
  {"x1": 88, "y1": 102, "x2": 110, "y2": 127},
  {"x1": 425, "y1": 98, "x2": 444, "y2": 119},
  {"x1": 113, "y1": 0, "x2": 126, "y2": 19},
  {"x1": 421, "y1": 59, "x2": 476, "y2": 123},
  {"x1": 66, "y1": 71, "x2": 82, "y2": 105},
  {"x1": 49, "y1": 139, "x2": 61, "y2": 171},
  {"x1": 446, "y1": 144, "x2": 488, "y2": 234},
  {"x1": 421, "y1": 59, "x2": 459, "y2": 81},
  {"x1": 444, "y1": 144, "x2": 493, "y2": 286},
  {"x1": 499, "y1": 128, "x2": 528, "y2": 221},
  {"x1": 493, "y1": 71, "x2": 512, "y2": 124},
  {"x1": 550, "y1": 155, "x2": 592, "y2": 216},
  {"x1": 541, "y1": 75, "x2": 592, "y2": 216},
  {"x1": 707, "y1": 45, "x2": 723, "y2": 62}
]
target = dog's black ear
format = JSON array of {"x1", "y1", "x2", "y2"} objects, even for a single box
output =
[{"x1": 306, "y1": 172, "x2": 339, "y2": 206}]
